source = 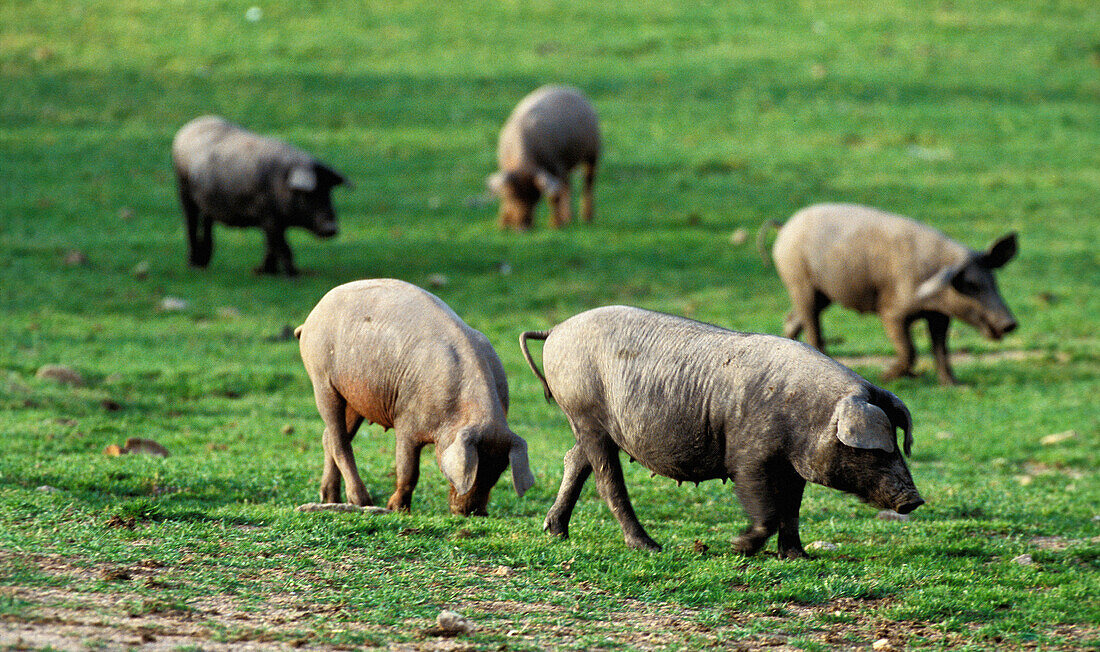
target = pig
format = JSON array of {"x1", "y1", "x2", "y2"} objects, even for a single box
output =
[
  {"x1": 759, "y1": 203, "x2": 1018, "y2": 385},
  {"x1": 295, "y1": 278, "x2": 535, "y2": 515},
  {"x1": 172, "y1": 115, "x2": 349, "y2": 276},
  {"x1": 520, "y1": 305, "x2": 922, "y2": 556},
  {"x1": 488, "y1": 85, "x2": 600, "y2": 230}
]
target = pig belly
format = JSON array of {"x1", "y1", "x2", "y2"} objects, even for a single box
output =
[{"x1": 612, "y1": 423, "x2": 727, "y2": 483}]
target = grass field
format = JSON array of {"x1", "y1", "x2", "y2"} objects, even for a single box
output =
[{"x1": 1, "y1": 1, "x2": 1098, "y2": 649}]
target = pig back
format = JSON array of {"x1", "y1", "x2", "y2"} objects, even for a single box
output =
[
  {"x1": 173, "y1": 115, "x2": 315, "y2": 223},
  {"x1": 298, "y1": 279, "x2": 505, "y2": 431},
  {"x1": 775, "y1": 203, "x2": 972, "y2": 312},
  {"x1": 498, "y1": 86, "x2": 600, "y2": 174},
  {"x1": 543, "y1": 306, "x2": 862, "y2": 480}
]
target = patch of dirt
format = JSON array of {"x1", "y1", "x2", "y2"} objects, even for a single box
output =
[{"x1": 2, "y1": 554, "x2": 1096, "y2": 651}]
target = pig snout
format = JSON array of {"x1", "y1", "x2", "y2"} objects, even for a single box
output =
[
  {"x1": 312, "y1": 217, "x2": 338, "y2": 238},
  {"x1": 895, "y1": 496, "x2": 925, "y2": 515},
  {"x1": 982, "y1": 311, "x2": 1017, "y2": 341}
]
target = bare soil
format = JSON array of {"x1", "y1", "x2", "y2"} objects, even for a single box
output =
[{"x1": 2, "y1": 546, "x2": 1095, "y2": 651}]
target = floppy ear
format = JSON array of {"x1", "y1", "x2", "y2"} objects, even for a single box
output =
[
  {"x1": 914, "y1": 266, "x2": 955, "y2": 303},
  {"x1": 834, "y1": 396, "x2": 896, "y2": 453},
  {"x1": 486, "y1": 171, "x2": 508, "y2": 195},
  {"x1": 287, "y1": 165, "x2": 317, "y2": 192},
  {"x1": 439, "y1": 435, "x2": 479, "y2": 496},
  {"x1": 315, "y1": 163, "x2": 351, "y2": 189},
  {"x1": 509, "y1": 434, "x2": 535, "y2": 497},
  {"x1": 533, "y1": 169, "x2": 562, "y2": 197},
  {"x1": 977, "y1": 232, "x2": 1017, "y2": 269}
]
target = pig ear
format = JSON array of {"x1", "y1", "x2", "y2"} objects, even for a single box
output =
[
  {"x1": 439, "y1": 435, "x2": 479, "y2": 496},
  {"x1": 977, "y1": 232, "x2": 1018, "y2": 269},
  {"x1": 914, "y1": 264, "x2": 961, "y2": 303},
  {"x1": 508, "y1": 433, "x2": 535, "y2": 498},
  {"x1": 533, "y1": 169, "x2": 562, "y2": 197},
  {"x1": 287, "y1": 165, "x2": 318, "y2": 192},
  {"x1": 315, "y1": 163, "x2": 351, "y2": 189},
  {"x1": 834, "y1": 396, "x2": 896, "y2": 453},
  {"x1": 486, "y1": 171, "x2": 507, "y2": 195}
]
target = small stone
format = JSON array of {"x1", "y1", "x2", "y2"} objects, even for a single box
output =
[
  {"x1": 63, "y1": 249, "x2": 88, "y2": 266},
  {"x1": 498, "y1": 262, "x2": 513, "y2": 276},
  {"x1": 131, "y1": 261, "x2": 150, "y2": 279},
  {"x1": 493, "y1": 565, "x2": 512, "y2": 576},
  {"x1": 872, "y1": 639, "x2": 893, "y2": 651},
  {"x1": 1011, "y1": 554, "x2": 1034, "y2": 566},
  {"x1": 36, "y1": 485, "x2": 61, "y2": 493},
  {"x1": 464, "y1": 194, "x2": 492, "y2": 209},
  {"x1": 436, "y1": 609, "x2": 473, "y2": 634},
  {"x1": 36, "y1": 364, "x2": 85, "y2": 387},
  {"x1": 876, "y1": 510, "x2": 911, "y2": 522},
  {"x1": 244, "y1": 6, "x2": 262, "y2": 22},
  {"x1": 807, "y1": 540, "x2": 837, "y2": 551},
  {"x1": 729, "y1": 228, "x2": 749, "y2": 245},
  {"x1": 158, "y1": 296, "x2": 189, "y2": 312},
  {"x1": 427, "y1": 274, "x2": 449, "y2": 288},
  {"x1": 1040, "y1": 430, "x2": 1078, "y2": 446}
]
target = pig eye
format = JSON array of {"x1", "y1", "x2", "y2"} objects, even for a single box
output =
[{"x1": 950, "y1": 268, "x2": 982, "y2": 296}]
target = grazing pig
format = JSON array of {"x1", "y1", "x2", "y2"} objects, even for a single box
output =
[
  {"x1": 488, "y1": 85, "x2": 600, "y2": 230},
  {"x1": 520, "y1": 306, "x2": 922, "y2": 556},
  {"x1": 295, "y1": 279, "x2": 534, "y2": 515},
  {"x1": 172, "y1": 115, "x2": 349, "y2": 276},
  {"x1": 760, "y1": 203, "x2": 1018, "y2": 385}
]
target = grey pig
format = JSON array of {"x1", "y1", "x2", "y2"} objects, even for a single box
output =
[
  {"x1": 296, "y1": 278, "x2": 534, "y2": 515},
  {"x1": 488, "y1": 85, "x2": 600, "y2": 230},
  {"x1": 759, "y1": 203, "x2": 1018, "y2": 385},
  {"x1": 172, "y1": 115, "x2": 349, "y2": 276},
  {"x1": 520, "y1": 305, "x2": 922, "y2": 556}
]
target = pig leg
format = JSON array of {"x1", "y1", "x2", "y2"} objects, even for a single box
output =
[
  {"x1": 926, "y1": 313, "x2": 958, "y2": 385},
  {"x1": 313, "y1": 384, "x2": 372, "y2": 506},
  {"x1": 547, "y1": 181, "x2": 573, "y2": 228},
  {"x1": 257, "y1": 227, "x2": 298, "y2": 276},
  {"x1": 386, "y1": 435, "x2": 424, "y2": 512},
  {"x1": 178, "y1": 180, "x2": 213, "y2": 268},
  {"x1": 543, "y1": 443, "x2": 593, "y2": 538},
  {"x1": 732, "y1": 463, "x2": 804, "y2": 557},
  {"x1": 774, "y1": 477, "x2": 808, "y2": 559},
  {"x1": 881, "y1": 312, "x2": 918, "y2": 381},
  {"x1": 786, "y1": 286, "x2": 829, "y2": 352},
  {"x1": 580, "y1": 160, "x2": 597, "y2": 223},
  {"x1": 573, "y1": 422, "x2": 661, "y2": 551}
]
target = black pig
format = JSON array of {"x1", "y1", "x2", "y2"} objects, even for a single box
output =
[
  {"x1": 521, "y1": 306, "x2": 923, "y2": 556},
  {"x1": 171, "y1": 115, "x2": 349, "y2": 276}
]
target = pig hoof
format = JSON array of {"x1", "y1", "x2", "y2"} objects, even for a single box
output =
[
  {"x1": 778, "y1": 547, "x2": 809, "y2": 560},
  {"x1": 626, "y1": 535, "x2": 662, "y2": 552},
  {"x1": 543, "y1": 517, "x2": 569, "y2": 538},
  {"x1": 732, "y1": 537, "x2": 764, "y2": 557}
]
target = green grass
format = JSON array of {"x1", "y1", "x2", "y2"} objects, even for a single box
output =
[{"x1": 1, "y1": 0, "x2": 1098, "y2": 649}]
